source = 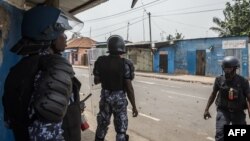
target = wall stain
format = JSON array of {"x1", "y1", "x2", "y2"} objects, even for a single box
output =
[{"x1": 0, "y1": 6, "x2": 10, "y2": 65}]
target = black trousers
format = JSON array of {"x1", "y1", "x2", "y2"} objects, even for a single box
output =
[{"x1": 215, "y1": 108, "x2": 246, "y2": 141}]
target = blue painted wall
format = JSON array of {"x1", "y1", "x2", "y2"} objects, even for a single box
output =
[
  {"x1": 154, "y1": 36, "x2": 249, "y2": 78},
  {"x1": 187, "y1": 50, "x2": 196, "y2": 75},
  {"x1": 0, "y1": 2, "x2": 23, "y2": 141},
  {"x1": 153, "y1": 45, "x2": 175, "y2": 73}
]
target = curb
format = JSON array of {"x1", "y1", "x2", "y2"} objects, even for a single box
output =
[
  {"x1": 73, "y1": 66, "x2": 214, "y2": 85},
  {"x1": 135, "y1": 73, "x2": 213, "y2": 85}
]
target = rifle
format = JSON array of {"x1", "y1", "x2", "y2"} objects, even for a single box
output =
[
  {"x1": 79, "y1": 93, "x2": 92, "y2": 131},
  {"x1": 80, "y1": 93, "x2": 92, "y2": 111}
]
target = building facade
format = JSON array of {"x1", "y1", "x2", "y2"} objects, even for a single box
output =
[
  {"x1": 126, "y1": 42, "x2": 153, "y2": 72},
  {"x1": 65, "y1": 37, "x2": 96, "y2": 66},
  {"x1": 153, "y1": 36, "x2": 249, "y2": 78}
]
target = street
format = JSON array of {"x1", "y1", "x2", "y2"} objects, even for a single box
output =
[{"x1": 74, "y1": 68, "x2": 250, "y2": 141}]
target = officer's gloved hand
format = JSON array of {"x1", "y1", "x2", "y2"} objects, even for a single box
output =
[
  {"x1": 204, "y1": 110, "x2": 211, "y2": 120},
  {"x1": 132, "y1": 107, "x2": 138, "y2": 117}
]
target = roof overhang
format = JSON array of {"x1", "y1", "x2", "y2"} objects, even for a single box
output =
[
  {"x1": 4, "y1": 0, "x2": 108, "y2": 15},
  {"x1": 4, "y1": 0, "x2": 138, "y2": 24},
  {"x1": 4, "y1": 0, "x2": 138, "y2": 13}
]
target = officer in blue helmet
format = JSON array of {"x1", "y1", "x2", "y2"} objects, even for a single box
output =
[
  {"x1": 204, "y1": 56, "x2": 250, "y2": 141},
  {"x1": 11, "y1": 4, "x2": 72, "y2": 55},
  {"x1": 3, "y1": 5, "x2": 82, "y2": 141},
  {"x1": 93, "y1": 35, "x2": 138, "y2": 141}
]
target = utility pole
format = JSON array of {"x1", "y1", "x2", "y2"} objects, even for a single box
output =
[
  {"x1": 127, "y1": 22, "x2": 130, "y2": 41},
  {"x1": 148, "y1": 12, "x2": 152, "y2": 47},
  {"x1": 142, "y1": 11, "x2": 145, "y2": 41},
  {"x1": 89, "y1": 27, "x2": 91, "y2": 38},
  {"x1": 148, "y1": 12, "x2": 155, "y2": 72}
]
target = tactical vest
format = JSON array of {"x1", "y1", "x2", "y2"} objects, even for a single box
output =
[
  {"x1": 215, "y1": 75, "x2": 247, "y2": 110},
  {"x1": 97, "y1": 55, "x2": 124, "y2": 91}
]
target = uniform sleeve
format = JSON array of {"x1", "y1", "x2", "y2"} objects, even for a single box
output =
[
  {"x1": 124, "y1": 59, "x2": 135, "y2": 80},
  {"x1": 33, "y1": 54, "x2": 74, "y2": 122},
  {"x1": 242, "y1": 78, "x2": 250, "y2": 97},
  {"x1": 213, "y1": 77, "x2": 220, "y2": 92}
]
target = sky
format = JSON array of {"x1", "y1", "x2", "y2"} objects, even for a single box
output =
[{"x1": 66, "y1": 0, "x2": 231, "y2": 42}]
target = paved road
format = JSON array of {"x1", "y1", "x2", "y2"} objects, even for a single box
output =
[{"x1": 74, "y1": 68, "x2": 250, "y2": 141}]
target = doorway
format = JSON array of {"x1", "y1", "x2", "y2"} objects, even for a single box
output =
[
  {"x1": 159, "y1": 51, "x2": 168, "y2": 73},
  {"x1": 196, "y1": 50, "x2": 206, "y2": 75}
]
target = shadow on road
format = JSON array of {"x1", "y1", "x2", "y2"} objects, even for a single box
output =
[{"x1": 81, "y1": 129, "x2": 108, "y2": 141}]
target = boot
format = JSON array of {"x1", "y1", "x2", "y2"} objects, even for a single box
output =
[{"x1": 125, "y1": 134, "x2": 129, "y2": 141}]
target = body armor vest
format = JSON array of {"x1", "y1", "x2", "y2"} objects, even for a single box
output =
[
  {"x1": 97, "y1": 55, "x2": 124, "y2": 91},
  {"x1": 33, "y1": 54, "x2": 74, "y2": 122},
  {"x1": 215, "y1": 75, "x2": 247, "y2": 110}
]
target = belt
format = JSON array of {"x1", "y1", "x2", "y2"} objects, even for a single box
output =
[{"x1": 218, "y1": 107, "x2": 242, "y2": 112}]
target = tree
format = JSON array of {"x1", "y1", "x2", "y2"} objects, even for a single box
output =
[
  {"x1": 175, "y1": 31, "x2": 184, "y2": 40},
  {"x1": 166, "y1": 34, "x2": 174, "y2": 41},
  {"x1": 210, "y1": 0, "x2": 250, "y2": 37},
  {"x1": 166, "y1": 30, "x2": 184, "y2": 41}
]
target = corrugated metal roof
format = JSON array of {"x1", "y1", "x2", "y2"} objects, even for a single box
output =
[{"x1": 126, "y1": 41, "x2": 151, "y2": 46}]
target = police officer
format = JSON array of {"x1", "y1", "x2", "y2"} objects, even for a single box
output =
[
  {"x1": 93, "y1": 35, "x2": 138, "y2": 141},
  {"x1": 204, "y1": 56, "x2": 250, "y2": 141},
  {"x1": 3, "y1": 5, "x2": 82, "y2": 141}
]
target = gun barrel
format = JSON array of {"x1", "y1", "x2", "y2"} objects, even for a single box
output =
[
  {"x1": 80, "y1": 93, "x2": 92, "y2": 111},
  {"x1": 80, "y1": 93, "x2": 92, "y2": 103}
]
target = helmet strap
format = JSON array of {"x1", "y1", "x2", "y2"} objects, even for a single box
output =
[{"x1": 50, "y1": 40, "x2": 61, "y2": 54}]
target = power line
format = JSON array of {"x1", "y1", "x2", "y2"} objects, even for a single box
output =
[
  {"x1": 68, "y1": 8, "x2": 223, "y2": 39},
  {"x1": 153, "y1": 8, "x2": 223, "y2": 17},
  {"x1": 83, "y1": 0, "x2": 168, "y2": 23},
  {"x1": 155, "y1": 1, "x2": 226, "y2": 14},
  {"x1": 83, "y1": 0, "x2": 225, "y2": 23},
  {"x1": 151, "y1": 18, "x2": 166, "y2": 32},
  {"x1": 92, "y1": 17, "x2": 146, "y2": 38},
  {"x1": 155, "y1": 17, "x2": 208, "y2": 29},
  {"x1": 81, "y1": 16, "x2": 143, "y2": 34},
  {"x1": 66, "y1": 16, "x2": 148, "y2": 38}
]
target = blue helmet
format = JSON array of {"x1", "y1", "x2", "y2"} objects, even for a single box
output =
[
  {"x1": 11, "y1": 6, "x2": 72, "y2": 55},
  {"x1": 22, "y1": 5, "x2": 72, "y2": 41}
]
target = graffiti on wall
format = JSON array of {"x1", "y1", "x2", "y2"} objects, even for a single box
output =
[{"x1": 0, "y1": 6, "x2": 10, "y2": 65}]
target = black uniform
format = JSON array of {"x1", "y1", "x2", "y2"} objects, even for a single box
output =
[{"x1": 213, "y1": 74, "x2": 249, "y2": 141}]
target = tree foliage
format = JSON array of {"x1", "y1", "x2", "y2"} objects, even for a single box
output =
[
  {"x1": 210, "y1": 0, "x2": 250, "y2": 37},
  {"x1": 166, "y1": 30, "x2": 184, "y2": 41}
]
